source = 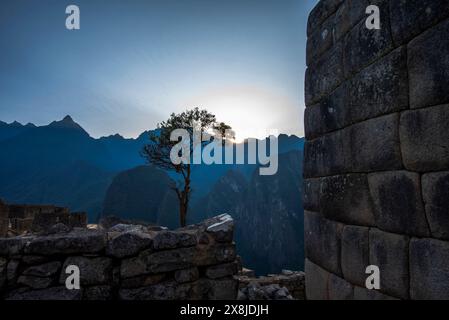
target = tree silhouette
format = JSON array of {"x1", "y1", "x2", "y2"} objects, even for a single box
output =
[{"x1": 142, "y1": 107, "x2": 233, "y2": 227}]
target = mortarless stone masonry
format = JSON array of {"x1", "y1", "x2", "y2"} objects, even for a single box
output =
[
  {"x1": 0, "y1": 214, "x2": 239, "y2": 300},
  {"x1": 304, "y1": 0, "x2": 449, "y2": 300}
]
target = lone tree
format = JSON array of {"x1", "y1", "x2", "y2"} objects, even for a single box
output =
[{"x1": 142, "y1": 107, "x2": 234, "y2": 227}]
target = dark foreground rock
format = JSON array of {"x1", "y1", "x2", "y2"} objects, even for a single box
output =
[{"x1": 0, "y1": 214, "x2": 239, "y2": 300}]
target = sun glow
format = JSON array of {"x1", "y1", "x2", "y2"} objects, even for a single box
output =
[{"x1": 184, "y1": 86, "x2": 300, "y2": 142}]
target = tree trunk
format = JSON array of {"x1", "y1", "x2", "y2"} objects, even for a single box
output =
[
  {"x1": 179, "y1": 166, "x2": 191, "y2": 227},
  {"x1": 179, "y1": 200, "x2": 187, "y2": 227}
]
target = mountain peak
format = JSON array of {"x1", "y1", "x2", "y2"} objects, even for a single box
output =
[
  {"x1": 48, "y1": 115, "x2": 87, "y2": 134},
  {"x1": 63, "y1": 115, "x2": 74, "y2": 122}
]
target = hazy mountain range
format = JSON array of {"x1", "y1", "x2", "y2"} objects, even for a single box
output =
[{"x1": 0, "y1": 116, "x2": 304, "y2": 274}]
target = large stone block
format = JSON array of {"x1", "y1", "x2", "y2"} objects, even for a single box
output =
[
  {"x1": 348, "y1": 47, "x2": 408, "y2": 123},
  {"x1": 303, "y1": 178, "x2": 322, "y2": 212},
  {"x1": 120, "y1": 244, "x2": 236, "y2": 278},
  {"x1": 307, "y1": 0, "x2": 345, "y2": 36},
  {"x1": 60, "y1": 256, "x2": 113, "y2": 286},
  {"x1": 304, "y1": 84, "x2": 348, "y2": 140},
  {"x1": 305, "y1": 41, "x2": 344, "y2": 106},
  {"x1": 106, "y1": 231, "x2": 153, "y2": 258},
  {"x1": 400, "y1": 105, "x2": 449, "y2": 172},
  {"x1": 343, "y1": 0, "x2": 393, "y2": 76},
  {"x1": 305, "y1": 259, "x2": 330, "y2": 300},
  {"x1": 320, "y1": 174, "x2": 375, "y2": 226},
  {"x1": 151, "y1": 230, "x2": 197, "y2": 250},
  {"x1": 369, "y1": 229, "x2": 409, "y2": 299},
  {"x1": 410, "y1": 238, "x2": 449, "y2": 300},
  {"x1": 390, "y1": 0, "x2": 449, "y2": 45},
  {"x1": 328, "y1": 273, "x2": 354, "y2": 300},
  {"x1": 353, "y1": 286, "x2": 399, "y2": 300},
  {"x1": 304, "y1": 211, "x2": 343, "y2": 276},
  {"x1": 368, "y1": 171, "x2": 430, "y2": 237},
  {"x1": 24, "y1": 229, "x2": 106, "y2": 255},
  {"x1": 341, "y1": 225, "x2": 370, "y2": 287},
  {"x1": 408, "y1": 18, "x2": 449, "y2": 109},
  {"x1": 422, "y1": 171, "x2": 449, "y2": 240},
  {"x1": 349, "y1": 113, "x2": 402, "y2": 172},
  {"x1": 304, "y1": 130, "x2": 348, "y2": 178},
  {"x1": 333, "y1": 0, "x2": 369, "y2": 41},
  {"x1": 306, "y1": 12, "x2": 335, "y2": 66},
  {"x1": 0, "y1": 219, "x2": 8, "y2": 238},
  {"x1": 6, "y1": 286, "x2": 82, "y2": 300},
  {"x1": 0, "y1": 237, "x2": 31, "y2": 256}
]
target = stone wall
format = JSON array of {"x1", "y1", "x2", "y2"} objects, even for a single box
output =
[
  {"x1": 0, "y1": 214, "x2": 239, "y2": 300},
  {"x1": 304, "y1": 0, "x2": 449, "y2": 299},
  {"x1": 0, "y1": 200, "x2": 87, "y2": 237}
]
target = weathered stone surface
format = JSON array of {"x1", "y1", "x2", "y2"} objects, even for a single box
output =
[
  {"x1": 205, "y1": 262, "x2": 238, "y2": 279},
  {"x1": 121, "y1": 244, "x2": 236, "y2": 278},
  {"x1": 60, "y1": 256, "x2": 112, "y2": 286},
  {"x1": 305, "y1": 211, "x2": 343, "y2": 276},
  {"x1": 349, "y1": 113, "x2": 402, "y2": 172},
  {"x1": 303, "y1": 178, "x2": 322, "y2": 212},
  {"x1": 408, "y1": 19, "x2": 449, "y2": 109},
  {"x1": 333, "y1": 0, "x2": 368, "y2": 41},
  {"x1": 307, "y1": 0, "x2": 344, "y2": 36},
  {"x1": 304, "y1": 130, "x2": 347, "y2": 178},
  {"x1": 305, "y1": 41, "x2": 344, "y2": 106},
  {"x1": 207, "y1": 277, "x2": 238, "y2": 300},
  {"x1": 118, "y1": 281, "x2": 207, "y2": 300},
  {"x1": 353, "y1": 286, "x2": 399, "y2": 300},
  {"x1": 348, "y1": 47, "x2": 408, "y2": 123},
  {"x1": 390, "y1": 0, "x2": 449, "y2": 45},
  {"x1": 410, "y1": 238, "x2": 449, "y2": 300},
  {"x1": 307, "y1": 12, "x2": 335, "y2": 65},
  {"x1": 400, "y1": 105, "x2": 449, "y2": 172},
  {"x1": 422, "y1": 172, "x2": 449, "y2": 240},
  {"x1": 305, "y1": 84, "x2": 348, "y2": 140},
  {"x1": 6, "y1": 259, "x2": 20, "y2": 284},
  {"x1": 6, "y1": 286, "x2": 82, "y2": 300},
  {"x1": 0, "y1": 237, "x2": 32, "y2": 256},
  {"x1": 17, "y1": 275, "x2": 54, "y2": 289},
  {"x1": 151, "y1": 230, "x2": 197, "y2": 250},
  {"x1": 106, "y1": 231, "x2": 153, "y2": 258},
  {"x1": 368, "y1": 171, "x2": 430, "y2": 237},
  {"x1": 174, "y1": 267, "x2": 199, "y2": 283},
  {"x1": 369, "y1": 229, "x2": 409, "y2": 299},
  {"x1": 24, "y1": 229, "x2": 106, "y2": 255},
  {"x1": 328, "y1": 273, "x2": 353, "y2": 300},
  {"x1": 0, "y1": 219, "x2": 7, "y2": 238},
  {"x1": 305, "y1": 259, "x2": 330, "y2": 300},
  {"x1": 22, "y1": 261, "x2": 61, "y2": 277},
  {"x1": 121, "y1": 273, "x2": 166, "y2": 289},
  {"x1": 344, "y1": 0, "x2": 393, "y2": 76},
  {"x1": 305, "y1": 114, "x2": 402, "y2": 177},
  {"x1": 204, "y1": 214, "x2": 234, "y2": 243},
  {"x1": 320, "y1": 174, "x2": 375, "y2": 226},
  {"x1": 341, "y1": 225, "x2": 370, "y2": 287},
  {"x1": 0, "y1": 257, "x2": 7, "y2": 289},
  {"x1": 21, "y1": 255, "x2": 49, "y2": 266},
  {"x1": 84, "y1": 285, "x2": 113, "y2": 300}
]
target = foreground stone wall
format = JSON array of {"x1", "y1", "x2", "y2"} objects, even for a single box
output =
[
  {"x1": 0, "y1": 200, "x2": 87, "y2": 237},
  {"x1": 304, "y1": 0, "x2": 449, "y2": 299},
  {"x1": 0, "y1": 214, "x2": 238, "y2": 300}
]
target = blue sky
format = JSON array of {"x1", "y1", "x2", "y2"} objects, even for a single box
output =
[{"x1": 0, "y1": 0, "x2": 318, "y2": 139}]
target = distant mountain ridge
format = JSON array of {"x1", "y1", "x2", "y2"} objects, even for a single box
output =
[
  {"x1": 0, "y1": 116, "x2": 304, "y2": 221},
  {"x1": 0, "y1": 115, "x2": 305, "y2": 274}
]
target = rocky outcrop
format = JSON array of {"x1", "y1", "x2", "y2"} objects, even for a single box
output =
[
  {"x1": 304, "y1": 0, "x2": 449, "y2": 300},
  {"x1": 0, "y1": 214, "x2": 239, "y2": 300}
]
